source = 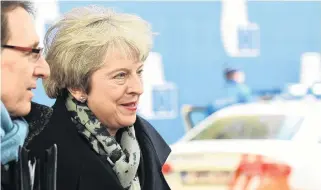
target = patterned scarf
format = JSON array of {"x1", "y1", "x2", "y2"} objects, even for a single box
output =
[{"x1": 65, "y1": 94, "x2": 141, "y2": 190}]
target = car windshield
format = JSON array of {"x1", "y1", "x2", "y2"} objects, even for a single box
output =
[{"x1": 191, "y1": 115, "x2": 304, "y2": 140}]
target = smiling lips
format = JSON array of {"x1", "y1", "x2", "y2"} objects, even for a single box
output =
[{"x1": 121, "y1": 102, "x2": 137, "y2": 111}]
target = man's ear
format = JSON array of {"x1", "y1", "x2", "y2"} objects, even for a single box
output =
[{"x1": 67, "y1": 88, "x2": 87, "y2": 102}]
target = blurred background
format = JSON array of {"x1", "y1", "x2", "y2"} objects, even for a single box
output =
[{"x1": 32, "y1": 1, "x2": 321, "y2": 189}]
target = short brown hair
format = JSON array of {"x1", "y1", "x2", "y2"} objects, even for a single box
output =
[{"x1": 1, "y1": 1, "x2": 35, "y2": 44}]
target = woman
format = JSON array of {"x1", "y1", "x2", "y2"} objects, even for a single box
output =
[{"x1": 25, "y1": 5, "x2": 171, "y2": 190}]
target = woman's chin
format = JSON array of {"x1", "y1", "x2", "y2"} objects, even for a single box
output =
[{"x1": 120, "y1": 115, "x2": 137, "y2": 127}]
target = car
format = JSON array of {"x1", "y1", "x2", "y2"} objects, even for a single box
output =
[{"x1": 164, "y1": 98, "x2": 321, "y2": 190}]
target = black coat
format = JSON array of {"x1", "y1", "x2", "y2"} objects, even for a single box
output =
[{"x1": 24, "y1": 97, "x2": 171, "y2": 190}]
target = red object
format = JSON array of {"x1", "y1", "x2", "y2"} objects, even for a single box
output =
[
  {"x1": 162, "y1": 163, "x2": 172, "y2": 174},
  {"x1": 229, "y1": 154, "x2": 292, "y2": 190},
  {"x1": 262, "y1": 163, "x2": 291, "y2": 177}
]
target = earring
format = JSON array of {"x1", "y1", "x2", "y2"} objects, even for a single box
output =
[{"x1": 79, "y1": 96, "x2": 87, "y2": 103}]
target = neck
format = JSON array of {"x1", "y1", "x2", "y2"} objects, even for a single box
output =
[
  {"x1": 1, "y1": 101, "x2": 12, "y2": 128},
  {"x1": 107, "y1": 128, "x2": 118, "y2": 136}
]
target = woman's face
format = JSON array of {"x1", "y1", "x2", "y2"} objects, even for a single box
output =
[{"x1": 86, "y1": 52, "x2": 144, "y2": 130}]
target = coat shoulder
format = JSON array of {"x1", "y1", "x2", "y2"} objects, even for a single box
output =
[
  {"x1": 24, "y1": 102, "x2": 53, "y2": 146},
  {"x1": 136, "y1": 116, "x2": 171, "y2": 165}
]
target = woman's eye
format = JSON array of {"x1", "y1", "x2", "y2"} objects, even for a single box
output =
[
  {"x1": 114, "y1": 72, "x2": 127, "y2": 79},
  {"x1": 137, "y1": 69, "x2": 144, "y2": 76}
]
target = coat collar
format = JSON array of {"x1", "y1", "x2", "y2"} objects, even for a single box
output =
[
  {"x1": 24, "y1": 102, "x2": 53, "y2": 146},
  {"x1": 134, "y1": 116, "x2": 171, "y2": 167}
]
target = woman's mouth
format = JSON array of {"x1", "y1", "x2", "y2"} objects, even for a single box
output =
[{"x1": 121, "y1": 102, "x2": 137, "y2": 111}]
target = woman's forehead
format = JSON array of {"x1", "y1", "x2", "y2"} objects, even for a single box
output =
[
  {"x1": 104, "y1": 47, "x2": 140, "y2": 60},
  {"x1": 101, "y1": 55, "x2": 143, "y2": 71}
]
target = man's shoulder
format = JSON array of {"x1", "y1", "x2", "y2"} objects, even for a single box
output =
[{"x1": 24, "y1": 102, "x2": 53, "y2": 146}]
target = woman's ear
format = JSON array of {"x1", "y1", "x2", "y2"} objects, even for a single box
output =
[{"x1": 67, "y1": 88, "x2": 88, "y2": 103}]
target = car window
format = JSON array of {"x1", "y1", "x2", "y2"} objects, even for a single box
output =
[{"x1": 191, "y1": 115, "x2": 303, "y2": 140}]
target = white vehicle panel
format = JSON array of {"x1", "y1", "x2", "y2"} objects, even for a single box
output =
[{"x1": 165, "y1": 100, "x2": 321, "y2": 190}]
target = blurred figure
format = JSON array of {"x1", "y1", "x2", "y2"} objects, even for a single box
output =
[
  {"x1": 206, "y1": 68, "x2": 252, "y2": 116},
  {"x1": 1, "y1": 1, "x2": 50, "y2": 189},
  {"x1": 182, "y1": 68, "x2": 253, "y2": 132},
  {"x1": 26, "y1": 5, "x2": 171, "y2": 190},
  {"x1": 223, "y1": 68, "x2": 252, "y2": 103}
]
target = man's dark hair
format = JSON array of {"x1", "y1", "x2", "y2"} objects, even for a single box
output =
[
  {"x1": 224, "y1": 68, "x2": 239, "y2": 80},
  {"x1": 1, "y1": 1, "x2": 35, "y2": 45}
]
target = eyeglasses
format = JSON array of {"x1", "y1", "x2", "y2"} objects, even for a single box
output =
[{"x1": 1, "y1": 44, "x2": 43, "y2": 63}]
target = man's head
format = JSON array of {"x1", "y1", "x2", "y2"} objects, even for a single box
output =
[
  {"x1": 224, "y1": 68, "x2": 245, "y2": 84},
  {"x1": 1, "y1": 1, "x2": 50, "y2": 117}
]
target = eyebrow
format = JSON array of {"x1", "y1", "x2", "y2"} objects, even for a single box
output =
[
  {"x1": 109, "y1": 68, "x2": 129, "y2": 75},
  {"x1": 137, "y1": 64, "x2": 144, "y2": 70},
  {"x1": 108, "y1": 63, "x2": 144, "y2": 75}
]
